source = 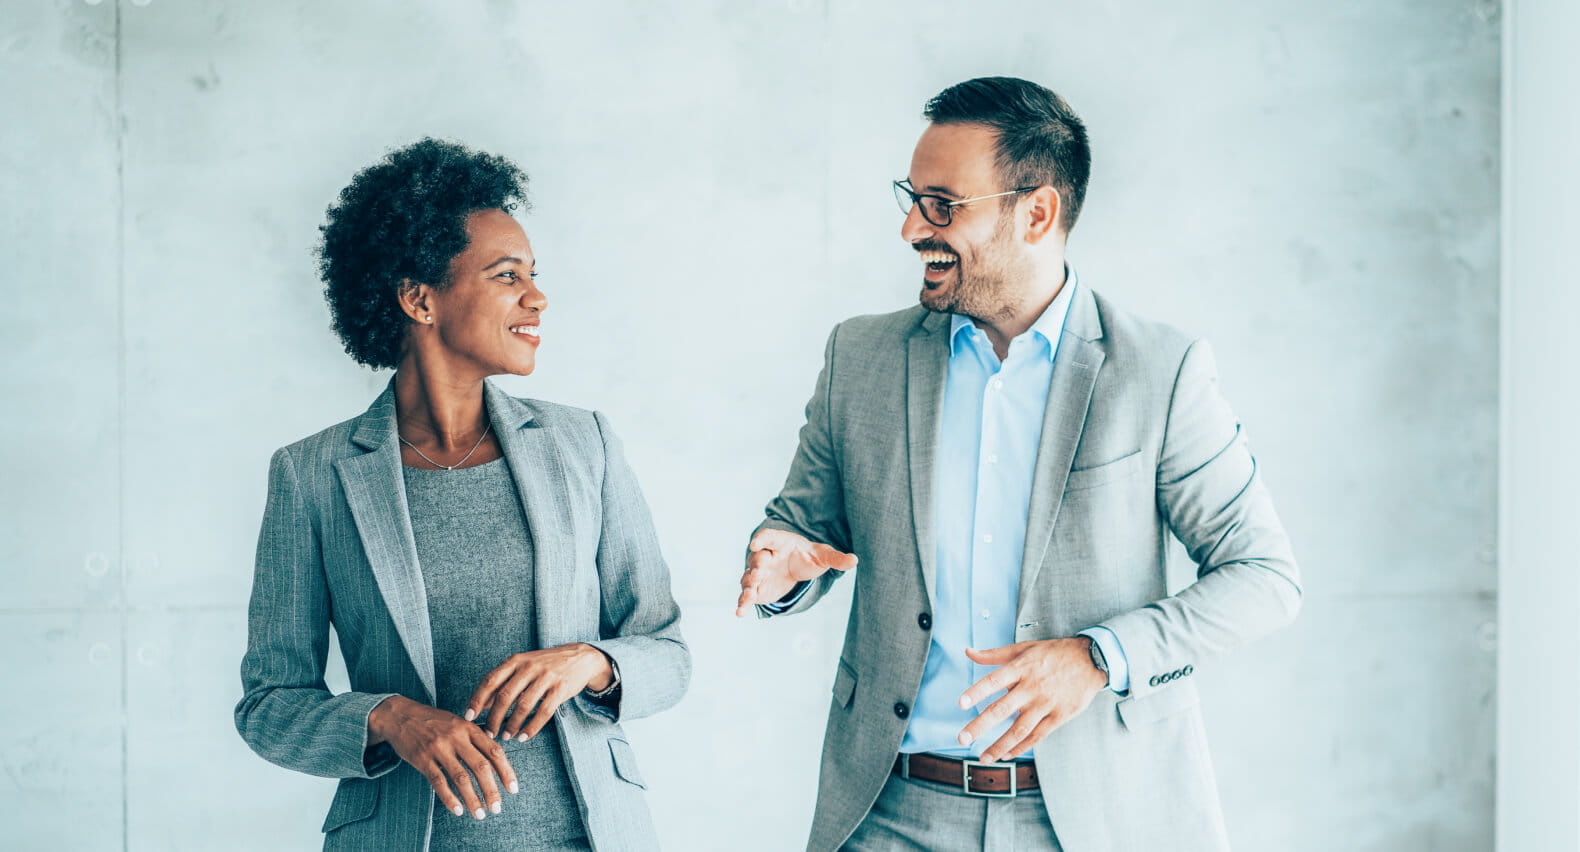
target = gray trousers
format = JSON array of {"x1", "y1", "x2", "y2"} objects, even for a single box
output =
[{"x1": 841, "y1": 770, "x2": 1064, "y2": 852}]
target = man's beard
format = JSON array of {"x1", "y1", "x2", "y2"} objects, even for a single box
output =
[{"x1": 918, "y1": 213, "x2": 1023, "y2": 323}]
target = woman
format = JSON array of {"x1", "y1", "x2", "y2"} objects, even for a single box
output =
[{"x1": 234, "y1": 139, "x2": 689, "y2": 851}]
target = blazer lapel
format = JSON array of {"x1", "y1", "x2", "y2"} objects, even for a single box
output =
[
  {"x1": 907, "y1": 311, "x2": 951, "y2": 606},
  {"x1": 484, "y1": 380, "x2": 577, "y2": 650},
  {"x1": 1017, "y1": 287, "x2": 1106, "y2": 619},
  {"x1": 336, "y1": 382, "x2": 438, "y2": 702}
]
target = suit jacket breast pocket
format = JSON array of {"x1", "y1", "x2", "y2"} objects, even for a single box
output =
[{"x1": 1064, "y1": 450, "x2": 1146, "y2": 492}]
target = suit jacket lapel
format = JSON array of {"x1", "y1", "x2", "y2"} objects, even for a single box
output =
[
  {"x1": 1017, "y1": 287, "x2": 1106, "y2": 620},
  {"x1": 336, "y1": 382, "x2": 438, "y2": 702},
  {"x1": 484, "y1": 380, "x2": 576, "y2": 650},
  {"x1": 907, "y1": 311, "x2": 950, "y2": 606}
]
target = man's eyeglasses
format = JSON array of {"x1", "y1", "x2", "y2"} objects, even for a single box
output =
[{"x1": 892, "y1": 179, "x2": 1040, "y2": 228}]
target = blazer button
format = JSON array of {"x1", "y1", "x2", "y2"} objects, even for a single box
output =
[
  {"x1": 893, "y1": 702, "x2": 910, "y2": 720},
  {"x1": 918, "y1": 612, "x2": 932, "y2": 631}
]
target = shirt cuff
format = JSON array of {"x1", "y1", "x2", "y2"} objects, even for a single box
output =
[
  {"x1": 1078, "y1": 626, "x2": 1131, "y2": 694},
  {"x1": 758, "y1": 580, "x2": 812, "y2": 615}
]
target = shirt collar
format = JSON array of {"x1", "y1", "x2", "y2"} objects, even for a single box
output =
[{"x1": 949, "y1": 264, "x2": 1079, "y2": 363}]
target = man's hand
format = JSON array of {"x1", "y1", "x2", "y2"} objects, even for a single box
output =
[
  {"x1": 735, "y1": 528, "x2": 858, "y2": 617},
  {"x1": 368, "y1": 695, "x2": 517, "y2": 820},
  {"x1": 464, "y1": 644, "x2": 614, "y2": 742},
  {"x1": 954, "y1": 637, "x2": 1109, "y2": 763}
]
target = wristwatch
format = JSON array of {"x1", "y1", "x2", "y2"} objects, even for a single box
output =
[
  {"x1": 1086, "y1": 636, "x2": 1109, "y2": 681},
  {"x1": 584, "y1": 652, "x2": 621, "y2": 699}
]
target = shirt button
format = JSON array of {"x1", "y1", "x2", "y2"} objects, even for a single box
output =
[
  {"x1": 991, "y1": 379, "x2": 1004, "y2": 390},
  {"x1": 982, "y1": 534, "x2": 993, "y2": 544},
  {"x1": 981, "y1": 609, "x2": 991, "y2": 619},
  {"x1": 918, "y1": 612, "x2": 932, "y2": 630},
  {"x1": 893, "y1": 702, "x2": 910, "y2": 720},
  {"x1": 987, "y1": 454, "x2": 999, "y2": 464}
]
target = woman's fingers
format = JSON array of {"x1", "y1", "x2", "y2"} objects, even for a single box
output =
[
  {"x1": 458, "y1": 741, "x2": 504, "y2": 815},
  {"x1": 520, "y1": 686, "x2": 570, "y2": 741},
  {"x1": 438, "y1": 754, "x2": 487, "y2": 820},
  {"x1": 471, "y1": 727, "x2": 519, "y2": 795},
  {"x1": 465, "y1": 662, "x2": 515, "y2": 723},
  {"x1": 419, "y1": 761, "x2": 467, "y2": 817},
  {"x1": 486, "y1": 670, "x2": 539, "y2": 739},
  {"x1": 502, "y1": 679, "x2": 553, "y2": 741}
]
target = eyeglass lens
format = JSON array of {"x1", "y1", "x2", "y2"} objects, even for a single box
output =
[{"x1": 893, "y1": 183, "x2": 950, "y2": 227}]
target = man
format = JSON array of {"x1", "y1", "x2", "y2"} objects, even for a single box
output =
[{"x1": 735, "y1": 77, "x2": 1302, "y2": 852}]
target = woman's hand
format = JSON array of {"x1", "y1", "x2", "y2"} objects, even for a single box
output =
[
  {"x1": 465, "y1": 643, "x2": 614, "y2": 741},
  {"x1": 367, "y1": 695, "x2": 517, "y2": 820}
]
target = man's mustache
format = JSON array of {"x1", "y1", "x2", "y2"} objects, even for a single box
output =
[{"x1": 912, "y1": 240, "x2": 956, "y2": 256}]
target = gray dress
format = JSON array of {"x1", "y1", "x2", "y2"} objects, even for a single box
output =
[{"x1": 403, "y1": 457, "x2": 589, "y2": 852}]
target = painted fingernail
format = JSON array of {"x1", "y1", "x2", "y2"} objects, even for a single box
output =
[
  {"x1": 517, "y1": 732, "x2": 530, "y2": 742},
  {"x1": 959, "y1": 733, "x2": 974, "y2": 746},
  {"x1": 452, "y1": 805, "x2": 464, "y2": 816},
  {"x1": 958, "y1": 696, "x2": 970, "y2": 709},
  {"x1": 508, "y1": 782, "x2": 519, "y2": 794},
  {"x1": 490, "y1": 802, "x2": 501, "y2": 814},
  {"x1": 473, "y1": 808, "x2": 486, "y2": 820},
  {"x1": 464, "y1": 709, "x2": 476, "y2": 721}
]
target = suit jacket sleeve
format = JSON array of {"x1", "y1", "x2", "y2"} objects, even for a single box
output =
[
  {"x1": 580, "y1": 411, "x2": 692, "y2": 722},
  {"x1": 234, "y1": 447, "x2": 400, "y2": 779},
  {"x1": 751, "y1": 324, "x2": 854, "y2": 618},
  {"x1": 1098, "y1": 339, "x2": 1303, "y2": 698}
]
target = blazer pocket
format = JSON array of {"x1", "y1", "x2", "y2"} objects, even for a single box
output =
[
  {"x1": 1116, "y1": 682, "x2": 1201, "y2": 730},
  {"x1": 608, "y1": 737, "x2": 647, "y2": 789},
  {"x1": 1065, "y1": 450, "x2": 1145, "y2": 492},
  {"x1": 321, "y1": 777, "x2": 380, "y2": 834},
  {"x1": 832, "y1": 658, "x2": 857, "y2": 709}
]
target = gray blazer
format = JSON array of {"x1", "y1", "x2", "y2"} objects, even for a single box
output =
[
  {"x1": 236, "y1": 379, "x2": 690, "y2": 851},
  {"x1": 754, "y1": 286, "x2": 1302, "y2": 852}
]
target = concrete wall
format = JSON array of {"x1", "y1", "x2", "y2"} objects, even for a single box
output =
[
  {"x1": 0, "y1": 0, "x2": 1500, "y2": 848},
  {"x1": 1498, "y1": 0, "x2": 1580, "y2": 848}
]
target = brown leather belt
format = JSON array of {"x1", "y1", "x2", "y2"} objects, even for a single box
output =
[{"x1": 893, "y1": 753, "x2": 1039, "y2": 797}]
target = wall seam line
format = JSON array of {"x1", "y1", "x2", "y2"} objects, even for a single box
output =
[{"x1": 114, "y1": 0, "x2": 128, "y2": 849}]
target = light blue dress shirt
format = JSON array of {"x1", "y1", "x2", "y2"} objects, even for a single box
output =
[{"x1": 898, "y1": 269, "x2": 1130, "y2": 758}]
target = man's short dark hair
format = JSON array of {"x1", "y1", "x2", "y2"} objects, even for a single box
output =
[
  {"x1": 923, "y1": 77, "x2": 1090, "y2": 233},
  {"x1": 317, "y1": 138, "x2": 530, "y2": 369}
]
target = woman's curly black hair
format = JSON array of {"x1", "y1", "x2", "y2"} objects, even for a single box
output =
[{"x1": 317, "y1": 138, "x2": 530, "y2": 369}]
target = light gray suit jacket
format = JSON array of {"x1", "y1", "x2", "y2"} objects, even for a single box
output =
[
  {"x1": 754, "y1": 286, "x2": 1302, "y2": 852},
  {"x1": 236, "y1": 379, "x2": 690, "y2": 851}
]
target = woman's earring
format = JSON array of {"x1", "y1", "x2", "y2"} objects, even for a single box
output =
[{"x1": 425, "y1": 315, "x2": 433, "y2": 323}]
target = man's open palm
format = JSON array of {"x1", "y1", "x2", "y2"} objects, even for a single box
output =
[{"x1": 735, "y1": 528, "x2": 857, "y2": 617}]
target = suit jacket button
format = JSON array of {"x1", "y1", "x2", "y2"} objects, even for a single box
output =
[
  {"x1": 893, "y1": 702, "x2": 910, "y2": 720},
  {"x1": 918, "y1": 612, "x2": 932, "y2": 630}
]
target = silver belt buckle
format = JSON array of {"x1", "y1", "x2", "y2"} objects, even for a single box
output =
[{"x1": 962, "y1": 758, "x2": 1017, "y2": 798}]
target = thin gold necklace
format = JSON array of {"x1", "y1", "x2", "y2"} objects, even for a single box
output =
[{"x1": 398, "y1": 422, "x2": 492, "y2": 470}]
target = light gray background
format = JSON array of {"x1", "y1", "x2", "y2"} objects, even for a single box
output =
[
  {"x1": 0, "y1": 0, "x2": 1501, "y2": 849},
  {"x1": 1498, "y1": 0, "x2": 1580, "y2": 847}
]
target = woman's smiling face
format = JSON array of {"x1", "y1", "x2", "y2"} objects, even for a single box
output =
[{"x1": 416, "y1": 208, "x2": 547, "y2": 378}]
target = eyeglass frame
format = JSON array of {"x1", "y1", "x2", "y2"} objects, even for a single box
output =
[{"x1": 892, "y1": 179, "x2": 1042, "y2": 228}]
